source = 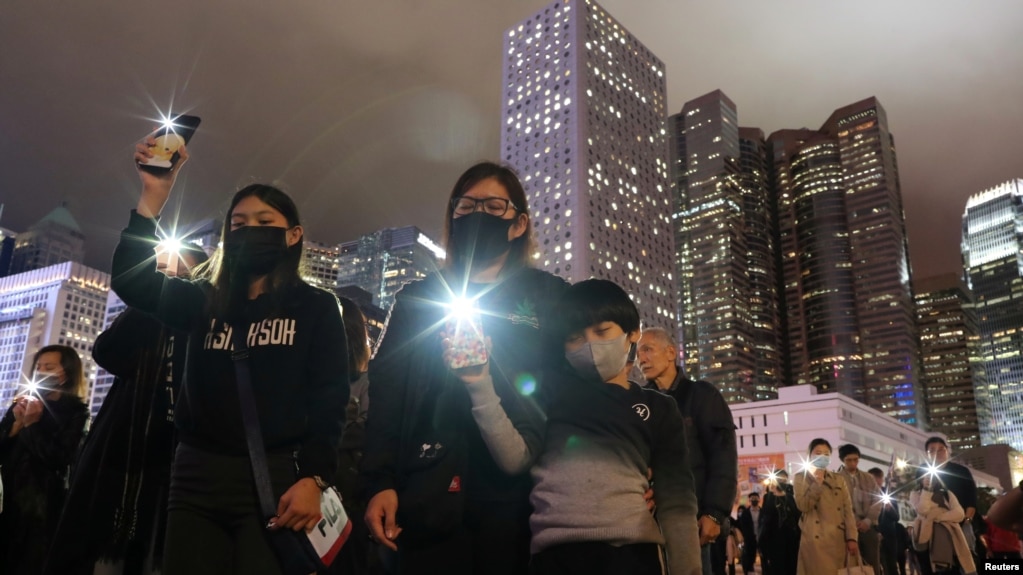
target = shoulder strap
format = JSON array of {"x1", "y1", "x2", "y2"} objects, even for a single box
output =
[{"x1": 230, "y1": 325, "x2": 278, "y2": 522}]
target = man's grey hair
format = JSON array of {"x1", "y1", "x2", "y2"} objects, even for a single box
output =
[{"x1": 641, "y1": 327, "x2": 678, "y2": 348}]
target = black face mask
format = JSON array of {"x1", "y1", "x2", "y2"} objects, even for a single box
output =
[
  {"x1": 450, "y1": 212, "x2": 516, "y2": 267},
  {"x1": 223, "y1": 226, "x2": 289, "y2": 276}
]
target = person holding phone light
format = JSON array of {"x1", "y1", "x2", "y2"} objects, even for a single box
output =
[
  {"x1": 360, "y1": 162, "x2": 569, "y2": 575},
  {"x1": 111, "y1": 132, "x2": 349, "y2": 575},
  {"x1": 793, "y1": 438, "x2": 861, "y2": 575}
]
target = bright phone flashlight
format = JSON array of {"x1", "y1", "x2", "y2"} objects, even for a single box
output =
[
  {"x1": 445, "y1": 296, "x2": 479, "y2": 323},
  {"x1": 157, "y1": 236, "x2": 184, "y2": 256}
]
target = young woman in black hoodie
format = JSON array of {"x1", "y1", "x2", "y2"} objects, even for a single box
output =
[
  {"x1": 110, "y1": 138, "x2": 349, "y2": 575},
  {"x1": 360, "y1": 162, "x2": 568, "y2": 575}
]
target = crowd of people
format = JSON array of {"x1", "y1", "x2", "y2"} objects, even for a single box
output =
[{"x1": 1, "y1": 136, "x2": 1022, "y2": 575}]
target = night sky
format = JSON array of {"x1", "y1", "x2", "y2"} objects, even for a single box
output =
[{"x1": 1, "y1": 0, "x2": 1020, "y2": 280}]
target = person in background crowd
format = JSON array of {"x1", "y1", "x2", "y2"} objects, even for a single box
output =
[
  {"x1": 526, "y1": 279, "x2": 700, "y2": 575},
  {"x1": 987, "y1": 479, "x2": 1023, "y2": 560},
  {"x1": 45, "y1": 244, "x2": 208, "y2": 575},
  {"x1": 910, "y1": 466, "x2": 977, "y2": 575},
  {"x1": 360, "y1": 162, "x2": 569, "y2": 575},
  {"x1": 837, "y1": 444, "x2": 882, "y2": 573},
  {"x1": 737, "y1": 491, "x2": 765, "y2": 574},
  {"x1": 793, "y1": 438, "x2": 859, "y2": 575},
  {"x1": 637, "y1": 327, "x2": 738, "y2": 575},
  {"x1": 868, "y1": 466, "x2": 905, "y2": 575},
  {"x1": 725, "y1": 525, "x2": 742, "y2": 575},
  {"x1": 114, "y1": 138, "x2": 349, "y2": 575},
  {"x1": 981, "y1": 513, "x2": 1022, "y2": 564},
  {"x1": 921, "y1": 437, "x2": 979, "y2": 573},
  {"x1": 760, "y1": 469, "x2": 800, "y2": 575},
  {"x1": 332, "y1": 296, "x2": 380, "y2": 575},
  {"x1": 0, "y1": 345, "x2": 90, "y2": 575}
]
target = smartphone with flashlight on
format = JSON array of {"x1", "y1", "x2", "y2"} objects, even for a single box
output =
[
  {"x1": 137, "y1": 114, "x2": 202, "y2": 173},
  {"x1": 442, "y1": 312, "x2": 489, "y2": 370}
]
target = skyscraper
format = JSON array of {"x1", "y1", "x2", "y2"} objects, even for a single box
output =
[
  {"x1": 9, "y1": 204, "x2": 86, "y2": 275},
  {"x1": 766, "y1": 98, "x2": 923, "y2": 426},
  {"x1": 821, "y1": 98, "x2": 922, "y2": 426},
  {"x1": 669, "y1": 90, "x2": 778, "y2": 402},
  {"x1": 0, "y1": 262, "x2": 109, "y2": 406},
  {"x1": 915, "y1": 274, "x2": 984, "y2": 451},
  {"x1": 962, "y1": 178, "x2": 1023, "y2": 449},
  {"x1": 303, "y1": 240, "x2": 341, "y2": 291},
  {"x1": 337, "y1": 226, "x2": 444, "y2": 310},
  {"x1": 768, "y1": 129, "x2": 862, "y2": 396},
  {"x1": 500, "y1": 0, "x2": 674, "y2": 327}
]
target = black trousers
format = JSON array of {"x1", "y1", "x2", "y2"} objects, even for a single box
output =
[
  {"x1": 530, "y1": 542, "x2": 664, "y2": 575},
  {"x1": 162, "y1": 443, "x2": 297, "y2": 575},
  {"x1": 396, "y1": 498, "x2": 532, "y2": 575}
]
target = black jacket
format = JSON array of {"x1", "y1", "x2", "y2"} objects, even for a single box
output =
[
  {"x1": 649, "y1": 369, "x2": 738, "y2": 523},
  {"x1": 111, "y1": 210, "x2": 349, "y2": 483},
  {"x1": 360, "y1": 267, "x2": 568, "y2": 537},
  {"x1": 45, "y1": 309, "x2": 186, "y2": 575},
  {"x1": 0, "y1": 393, "x2": 88, "y2": 575}
]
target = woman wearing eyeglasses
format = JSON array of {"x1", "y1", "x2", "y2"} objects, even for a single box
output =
[{"x1": 361, "y1": 162, "x2": 569, "y2": 575}]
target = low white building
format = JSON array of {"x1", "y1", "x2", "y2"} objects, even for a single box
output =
[{"x1": 730, "y1": 385, "x2": 1000, "y2": 503}]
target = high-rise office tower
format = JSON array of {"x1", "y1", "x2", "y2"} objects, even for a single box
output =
[
  {"x1": 668, "y1": 90, "x2": 778, "y2": 402},
  {"x1": 500, "y1": 0, "x2": 674, "y2": 327},
  {"x1": 337, "y1": 226, "x2": 444, "y2": 310},
  {"x1": 9, "y1": 204, "x2": 86, "y2": 275},
  {"x1": 303, "y1": 241, "x2": 341, "y2": 291},
  {"x1": 769, "y1": 129, "x2": 863, "y2": 396},
  {"x1": 962, "y1": 179, "x2": 1023, "y2": 449},
  {"x1": 821, "y1": 98, "x2": 922, "y2": 425},
  {"x1": 767, "y1": 98, "x2": 923, "y2": 426},
  {"x1": 914, "y1": 274, "x2": 984, "y2": 451},
  {"x1": 0, "y1": 262, "x2": 109, "y2": 406}
]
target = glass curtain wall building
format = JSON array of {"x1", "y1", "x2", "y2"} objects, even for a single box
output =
[{"x1": 962, "y1": 179, "x2": 1023, "y2": 449}]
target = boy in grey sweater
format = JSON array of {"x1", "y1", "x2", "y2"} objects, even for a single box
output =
[{"x1": 527, "y1": 279, "x2": 701, "y2": 575}]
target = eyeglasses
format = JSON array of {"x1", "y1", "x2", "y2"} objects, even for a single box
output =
[{"x1": 451, "y1": 196, "x2": 520, "y2": 218}]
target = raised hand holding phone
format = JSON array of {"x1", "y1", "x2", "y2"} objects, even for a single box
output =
[
  {"x1": 134, "y1": 114, "x2": 200, "y2": 217},
  {"x1": 441, "y1": 311, "x2": 491, "y2": 384}
]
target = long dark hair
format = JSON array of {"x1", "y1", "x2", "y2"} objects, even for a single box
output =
[
  {"x1": 193, "y1": 184, "x2": 304, "y2": 318},
  {"x1": 33, "y1": 344, "x2": 86, "y2": 399},
  {"x1": 442, "y1": 161, "x2": 536, "y2": 271},
  {"x1": 337, "y1": 296, "x2": 370, "y2": 382}
]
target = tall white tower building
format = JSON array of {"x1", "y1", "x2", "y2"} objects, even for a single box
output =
[
  {"x1": 0, "y1": 262, "x2": 110, "y2": 406},
  {"x1": 500, "y1": 0, "x2": 674, "y2": 326}
]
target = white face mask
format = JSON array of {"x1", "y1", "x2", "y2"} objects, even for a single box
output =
[{"x1": 566, "y1": 334, "x2": 630, "y2": 382}]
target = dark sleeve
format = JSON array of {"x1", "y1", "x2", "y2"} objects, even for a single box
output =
[
  {"x1": 695, "y1": 380, "x2": 738, "y2": 521},
  {"x1": 360, "y1": 284, "x2": 417, "y2": 498},
  {"x1": 110, "y1": 210, "x2": 207, "y2": 332},
  {"x1": 16, "y1": 402, "x2": 89, "y2": 474},
  {"x1": 0, "y1": 405, "x2": 16, "y2": 457},
  {"x1": 650, "y1": 395, "x2": 701, "y2": 575},
  {"x1": 295, "y1": 291, "x2": 350, "y2": 484},
  {"x1": 954, "y1": 464, "x2": 978, "y2": 510},
  {"x1": 92, "y1": 309, "x2": 153, "y2": 377}
]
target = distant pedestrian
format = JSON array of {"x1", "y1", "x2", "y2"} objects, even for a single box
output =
[
  {"x1": 737, "y1": 492, "x2": 765, "y2": 574},
  {"x1": 0, "y1": 345, "x2": 90, "y2": 575},
  {"x1": 793, "y1": 438, "x2": 859, "y2": 575},
  {"x1": 837, "y1": 444, "x2": 882, "y2": 573},
  {"x1": 760, "y1": 470, "x2": 800, "y2": 575}
]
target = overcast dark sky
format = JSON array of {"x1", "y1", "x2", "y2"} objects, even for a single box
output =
[{"x1": 1, "y1": 1, "x2": 1020, "y2": 280}]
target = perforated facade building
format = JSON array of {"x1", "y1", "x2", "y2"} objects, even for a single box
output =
[{"x1": 500, "y1": 0, "x2": 674, "y2": 327}]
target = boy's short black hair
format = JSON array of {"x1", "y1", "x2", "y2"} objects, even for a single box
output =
[
  {"x1": 549, "y1": 279, "x2": 640, "y2": 342},
  {"x1": 838, "y1": 444, "x2": 860, "y2": 460}
]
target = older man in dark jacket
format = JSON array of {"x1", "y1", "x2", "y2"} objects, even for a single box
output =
[{"x1": 638, "y1": 327, "x2": 739, "y2": 575}]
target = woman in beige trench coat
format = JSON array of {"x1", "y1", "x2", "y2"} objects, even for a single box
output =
[{"x1": 793, "y1": 438, "x2": 861, "y2": 575}]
